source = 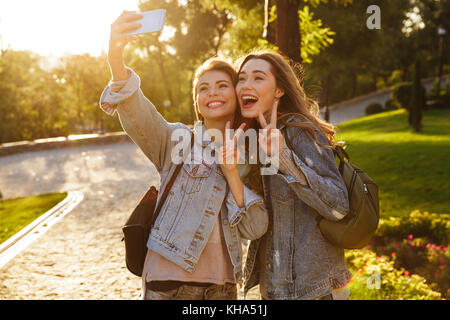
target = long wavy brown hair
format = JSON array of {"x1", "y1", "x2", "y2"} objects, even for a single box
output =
[{"x1": 236, "y1": 50, "x2": 337, "y2": 150}]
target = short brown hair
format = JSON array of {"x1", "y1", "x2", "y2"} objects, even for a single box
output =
[{"x1": 192, "y1": 58, "x2": 238, "y2": 122}]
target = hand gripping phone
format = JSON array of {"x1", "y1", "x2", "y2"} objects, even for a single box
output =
[{"x1": 128, "y1": 9, "x2": 166, "y2": 35}]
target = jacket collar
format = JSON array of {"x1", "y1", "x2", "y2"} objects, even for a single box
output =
[{"x1": 277, "y1": 114, "x2": 297, "y2": 130}]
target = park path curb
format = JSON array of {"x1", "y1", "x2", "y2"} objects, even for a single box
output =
[
  {"x1": 0, "y1": 132, "x2": 131, "y2": 157},
  {"x1": 0, "y1": 190, "x2": 84, "y2": 269}
]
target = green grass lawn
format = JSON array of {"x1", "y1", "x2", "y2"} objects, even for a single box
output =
[
  {"x1": 335, "y1": 108, "x2": 450, "y2": 219},
  {"x1": 0, "y1": 192, "x2": 67, "y2": 244}
]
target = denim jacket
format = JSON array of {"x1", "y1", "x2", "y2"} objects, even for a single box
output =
[
  {"x1": 244, "y1": 115, "x2": 352, "y2": 300},
  {"x1": 99, "y1": 68, "x2": 268, "y2": 283}
]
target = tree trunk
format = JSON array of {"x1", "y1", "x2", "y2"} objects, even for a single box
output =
[
  {"x1": 264, "y1": 0, "x2": 276, "y2": 45},
  {"x1": 276, "y1": 0, "x2": 301, "y2": 63}
]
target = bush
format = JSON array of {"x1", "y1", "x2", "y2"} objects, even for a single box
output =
[
  {"x1": 392, "y1": 82, "x2": 413, "y2": 109},
  {"x1": 345, "y1": 249, "x2": 442, "y2": 300},
  {"x1": 374, "y1": 210, "x2": 450, "y2": 244},
  {"x1": 365, "y1": 103, "x2": 384, "y2": 115},
  {"x1": 384, "y1": 99, "x2": 399, "y2": 111},
  {"x1": 367, "y1": 210, "x2": 450, "y2": 298},
  {"x1": 367, "y1": 236, "x2": 449, "y2": 298},
  {"x1": 427, "y1": 93, "x2": 450, "y2": 109}
]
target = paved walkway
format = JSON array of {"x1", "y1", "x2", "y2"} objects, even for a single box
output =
[
  {"x1": 0, "y1": 142, "x2": 158, "y2": 299},
  {"x1": 325, "y1": 77, "x2": 447, "y2": 125}
]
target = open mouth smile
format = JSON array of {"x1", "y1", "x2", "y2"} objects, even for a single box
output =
[
  {"x1": 207, "y1": 100, "x2": 226, "y2": 109},
  {"x1": 241, "y1": 94, "x2": 259, "y2": 109}
]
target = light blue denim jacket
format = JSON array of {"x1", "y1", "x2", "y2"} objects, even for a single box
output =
[
  {"x1": 99, "y1": 68, "x2": 268, "y2": 283},
  {"x1": 244, "y1": 115, "x2": 352, "y2": 300}
]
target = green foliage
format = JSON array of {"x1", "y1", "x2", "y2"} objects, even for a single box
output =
[
  {"x1": 0, "y1": 193, "x2": 67, "y2": 244},
  {"x1": 0, "y1": 50, "x2": 122, "y2": 143},
  {"x1": 336, "y1": 109, "x2": 450, "y2": 219},
  {"x1": 375, "y1": 210, "x2": 450, "y2": 244},
  {"x1": 392, "y1": 82, "x2": 413, "y2": 109},
  {"x1": 367, "y1": 210, "x2": 449, "y2": 297},
  {"x1": 345, "y1": 249, "x2": 442, "y2": 300},
  {"x1": 298, "y1": 6, "x2": 335, "y2": 63},
  {"x1": 384, "y1": 99, "x2": 400, "y2": 110},
  {"x1": 365, "y1": 103, "x2": 383, "y2": 115}
]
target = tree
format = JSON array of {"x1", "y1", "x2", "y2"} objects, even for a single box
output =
[
  {"x1": 263, "y1": 0, "x2": 352, "y2": 63},
  {"x1": 409, "y1": 57, "x2": 424, "y2": 132},
  {"x1": 53, "y1": 53, "x2": 111, "y2": 133}
]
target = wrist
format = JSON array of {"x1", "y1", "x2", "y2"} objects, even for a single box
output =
[{"x1": 222, "y1": 165, "x2": 239, "y2": 174}]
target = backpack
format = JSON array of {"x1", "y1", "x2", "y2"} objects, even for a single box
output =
[{"x1": 282, "y1": 128, "x2": 379, "y2": 249}]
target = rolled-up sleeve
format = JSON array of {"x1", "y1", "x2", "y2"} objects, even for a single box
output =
[
  {"x1": 98, "y1": 67, "x2": 187, "y2": 173},
  {"x1": 225, "y1": 185, "x2": 268, "y2": 240},
  {"x1": 99, "y1": 68, "x2": 140, "y2": 116},
  {"x1": 277, "y1": 123, "x2": 350, "y2": 222}
]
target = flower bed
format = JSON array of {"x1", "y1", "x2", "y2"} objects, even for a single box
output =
[{"x1": 345, "y1": 210, "x2": 449, "y2": 300}]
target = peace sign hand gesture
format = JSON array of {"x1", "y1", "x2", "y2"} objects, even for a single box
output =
[
  {"x1": 258, "y1": 100, "x2": 285, "y2": 157},
  {"x1": 218, "y1": 121, "x2": 246, "y2": 173}
]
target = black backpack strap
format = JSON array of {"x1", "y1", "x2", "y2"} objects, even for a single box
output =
[{"x1": 149, "y1": 130, "x2": 194, "y2": 228}]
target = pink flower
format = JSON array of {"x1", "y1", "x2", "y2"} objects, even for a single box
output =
[
  {"x1": 431, "y1": 244, "x2": 437, "y2": 250},
  {"x1": 439, "y1": 265, "x2": 445, "y2": 270},
  {"x1": 411, "y1": 242, "x2": 416, "y2": 247},
  {"x1": 426, "y1": 243, "x2": 431, "y2": 249},
  {"x1": 393, "y1": 243, "x2": 400, "y2": 249},
  {"x1": 391, "y1": 252, "x2": 396, "y2": 258},
  {"x1": 440, "y1": 257, "x2": 445, "y2": 264},
  {"x1": 404, "y1": 270, "x2": 410, "y2": 276},
  {"x1": 408, "y1": 234, "x2": 413, "y2": 240}
]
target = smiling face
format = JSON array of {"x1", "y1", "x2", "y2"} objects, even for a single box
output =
[
  {"x1": 235, "y1": 58, "x2": 284, "y2": 120},
  {"x1": 196, "y1": 70, "x2": 237, "y2": 121}
]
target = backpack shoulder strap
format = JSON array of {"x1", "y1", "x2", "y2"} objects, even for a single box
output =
[{"x1": 150, "y1": 130, "x2": 194, "y2": 227}]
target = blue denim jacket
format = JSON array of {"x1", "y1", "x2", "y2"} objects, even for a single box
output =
[
  {"x1": 99, "y1": 69, "x2": 268, "y2": 283},
  {"x1": 244, "y1": 115, "x2": 352, "y2": 300}
]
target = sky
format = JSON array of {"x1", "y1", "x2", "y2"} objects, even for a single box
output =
[{"x1": 0, "y1": 0, "x2": 141, "y2": 57}]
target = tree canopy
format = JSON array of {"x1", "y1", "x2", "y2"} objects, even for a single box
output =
[{"x1": 0, "y1": 0, "x2": 448, "y2": 143}]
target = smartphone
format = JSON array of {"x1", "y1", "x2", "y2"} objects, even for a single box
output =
[{"x1": 128, "y1": 9, "x2": 166, "y2": 35}]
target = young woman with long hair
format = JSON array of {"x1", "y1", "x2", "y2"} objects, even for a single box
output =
[
  {"x1": 100, "y1": 11, "x2": 268, "y2": 300},
  {"x1": 235, "y1": 50, "x2": 352, "y2": 300}
]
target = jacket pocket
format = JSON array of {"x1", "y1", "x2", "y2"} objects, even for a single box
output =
[
  {"x1": 272, "y1": 195, "x2": 295, "y2": 285},
  {"x1": 182, "y1": 163, "x2": 212, "y2": 194}
]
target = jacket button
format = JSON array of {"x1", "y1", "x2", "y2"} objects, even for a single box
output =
[
  {"x1": 269, "y1": 230, "x2": 273, "y2": 236},
  {"x1": 192, "y1": 165, "x2": 199, "y2": 174},
  {"x1": 169, "y1": 191, "x2": 174, "y2": 195},
  {"x1": 229, "y1": 245, "x2": 234, "y2": 251},
  {"x1": 268, "y1": 263, "x2": 271, "y2": 270}
]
